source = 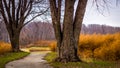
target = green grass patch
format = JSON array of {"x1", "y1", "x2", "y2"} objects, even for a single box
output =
[
  {"x1": 45, "y1": 52, "x2": 117, "y2": 68},
  {"x1": 44, "y1": 52, "x2": 57, "y2": 62},
  {"x1": 0, "y1": 51, "x2": 30, "y2": 68}
]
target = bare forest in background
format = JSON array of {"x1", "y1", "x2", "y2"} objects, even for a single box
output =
[{"x1": 0, "y1": 21, "x2": 120, "y2": 45}]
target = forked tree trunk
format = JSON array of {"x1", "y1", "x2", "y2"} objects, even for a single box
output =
[
  {"x1": 49, "y1": 0, "x2": 87, "y2": 62},
  {"x1": 55, "y1": 0, "x2": 80, "y2": 62}
]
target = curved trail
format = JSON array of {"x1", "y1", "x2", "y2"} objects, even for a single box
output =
[{"x1": 5, "y1": 51, "x2": 53, "y2": 68}]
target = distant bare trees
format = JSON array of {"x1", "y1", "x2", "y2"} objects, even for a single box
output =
[
  {"x1": 81, "y1": 24, "x2": 120, "y2": 34},
  {"x1": 0, "y1": 21, "x2": 120, "y2": 45},
  {"x1": 0, "y1": 21, "x2": 9, "y2": 42},
  {"x1": 20, "y1": 22, "x2": 55, "y2": 45}
]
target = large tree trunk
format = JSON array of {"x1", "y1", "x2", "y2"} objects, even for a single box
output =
[
  {"x1": 59, "y1": 33, "x2": 80, "y2": 62},
  {"x1": 55, "y1": 0, "x2": 80, "y2": 62},
  {"x1": 10, "y1": 33, "x2": 20, "y2": 52},
  {"x1": 8, "y1": 27, "x2": 21, "y2": 52},
  {"x1": 49, "y1": 0, "x2": 87, "y2": 62}
]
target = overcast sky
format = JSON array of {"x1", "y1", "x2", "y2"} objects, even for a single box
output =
[
  {"x1": 83, "y1": 0, "x2": 120, "y2": 27},
  {"x1": 35, "y1": 0, "x2": 120, "y2": 27}
]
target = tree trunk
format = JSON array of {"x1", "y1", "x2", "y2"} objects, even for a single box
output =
[
  {"x1": 8, "y1": 29, "x2": 21, "y2": 52},
  {"x1": 58, "y1": 37, "x2": 80, "y2": 62},
  {"x1": 10, "y1": 36, "x2": 20, "y2": 52},
  {"x1": 55, "y1": 0, "x2": 80, "y2": 62},
  {"x1": 49, "y1": 0, "x2": 62, "y2": 57}
]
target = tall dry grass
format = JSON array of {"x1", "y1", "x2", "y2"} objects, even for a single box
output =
[
  {"x1": 0, "y1": 41, "x2": 12, "y2": 54},
  {"x1": 49, "y1": 33, "x2": 120, "y2": 61},
  {"x1": 49, "y1": 41, "x2": 56, "y2": 51},
  {"x1": 79, "y1": 33, "x2": 120, "y2": 61}
]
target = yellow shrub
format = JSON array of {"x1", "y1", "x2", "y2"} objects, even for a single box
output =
[
  {"x1": 94, "y1": 45, "x2": 116, "y2": 61},
  {"x1": 0, "y1": 41, "x2": 12, "y2": 54},
  {"x1": 49, "y1": 41, "x2": 57, "y2": 51}
]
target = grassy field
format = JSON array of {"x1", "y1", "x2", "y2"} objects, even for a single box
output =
[
  {"x1": 0, "y1": 51, "x2": 30, "y2": 68},
  {"x1": 45, "y1": 52, "x2": 119, "y2": 68}
]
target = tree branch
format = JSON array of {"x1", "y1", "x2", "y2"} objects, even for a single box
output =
[
  {"x1": 23, "y1": 7, "x2": 49, "y2": 27},
  {"x1": 73, "y1": 0, "x2": 87, "y2": 41}
]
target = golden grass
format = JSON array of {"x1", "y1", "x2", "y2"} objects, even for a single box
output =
[
  {"x1": 79, "y1": 33, "x2": 120, "y2": 61},
  {"x1": 49, "y1": 33, "x2": 120, "y2": 61},
  {"x1": 0, "y1": 41, "x2": 12, "y2": 54},
  {"x1": 29, "y1": 47, "x2": 51, "y2": 51},
  {"x1": 21, "y1": 47, "x2": 51, "y2": 52},
  {"x1": 49, "y1": 41, "x2": 57, "y2": 51}
]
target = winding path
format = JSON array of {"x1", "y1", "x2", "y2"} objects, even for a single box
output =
[{"x1": 5, "y1": 51, "x2": 53, "y2": 68}]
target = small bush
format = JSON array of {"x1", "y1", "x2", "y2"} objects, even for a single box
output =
[
  {"x1": 49, "y1": 41, "x2": 57, "y2": 51},
  {"x1": 0, "y1": 41, "x2": 12, "y2": 54}
]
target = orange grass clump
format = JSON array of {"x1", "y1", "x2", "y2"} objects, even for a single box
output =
[
  {"x1": 49, "y1": 41, "x2": 57, "y2": 51},
  {"x1": 0, "y1": 41, "x2": 12, "y2": 54}
]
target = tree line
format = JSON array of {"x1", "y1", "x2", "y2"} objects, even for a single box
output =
[{"x1": 0, "y1": 21, "x2": 120, "y2": 45}]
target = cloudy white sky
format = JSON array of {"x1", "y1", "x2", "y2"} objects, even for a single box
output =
[{"x1": 83, "y1": 0, "x2": 120, "y2": 27}]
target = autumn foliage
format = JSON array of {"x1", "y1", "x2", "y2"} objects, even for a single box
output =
[
  {"x1": 50, "y1": 33, "x2": 120, "y2": 61},
  {"x1": 0, "y1": 41, "x2": 12, "y2": 54}
]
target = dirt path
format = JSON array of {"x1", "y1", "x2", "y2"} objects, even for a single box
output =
[{"x1": 5, "y1": 51, "x2": 53, "y2": 68}]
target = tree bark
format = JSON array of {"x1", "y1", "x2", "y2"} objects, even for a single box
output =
[
  {"x1": 7, "y1": 26, "x2": 21, "y2": 52},
  {"x1": 49, "y1": 0, "x2": 62, "y2": 57},
  {"x1": 73, "y1": 0, "x2": 88, "y2": 60},
  {"x1": 10, "y1": 34, "x2": 20, "y2": 52},
  {"x1": 57, "y1": 0, "x2": 80, "y2": 62}
]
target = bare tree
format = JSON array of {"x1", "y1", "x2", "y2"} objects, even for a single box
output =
[{"x1": 0, "y1": 0, "x2": 48, "y2": 52}]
